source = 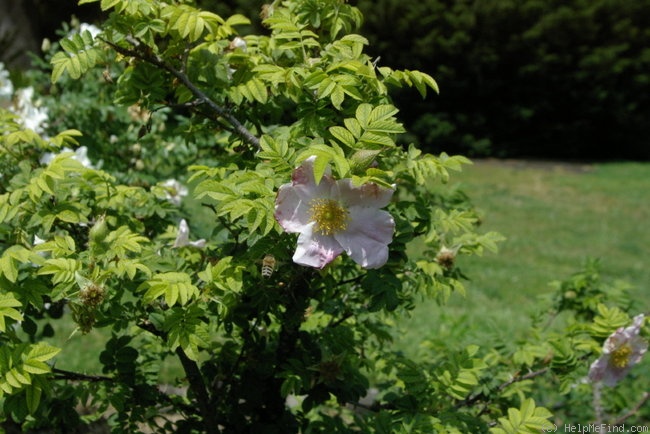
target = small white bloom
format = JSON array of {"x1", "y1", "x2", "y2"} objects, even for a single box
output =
[
  {"x1": 73, "y1": 146, "x2": 94, "y2": 168},
  {"x1": 161, "y1": 179, "x2": 188, "y2": 206},
  {"x1": 78, "y1": 23, "x2": 101, "y2": 38},
  {"x1": 14, "y1": 87, "x2": 48, "y2": 133},
  {"x1": 589, "y1": 314, "x2": 647, "y2": 386},
  {"x1": 0, "y1": 62, "x2": 13, "y2": 102},
  {"x1": 173, "y1": 219, "x2": 206, "y2": 248},
  {"x1": 229, "y1": 36, "x2": 247, "y2": 52},
  {"x1": 31, "y1": 234, "x2": 49, "y2": 261},
  {"x1": 40, "y1": 146, "x2": 94, "y2": 169},
  {"x1": 275, "y1": 156, "x2": 395, "y2": 269}
]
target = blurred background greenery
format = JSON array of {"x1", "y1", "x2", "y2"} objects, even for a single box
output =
[{"x1": 3, "y1": 0, "x2": 648, "y2": 159}]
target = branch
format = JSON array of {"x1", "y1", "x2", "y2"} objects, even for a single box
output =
[
  {"x1": 328, "y1": 311, "x2": 354, "y2": 329},
  {"x1": 52, "y1": 368, "x2": 112, "y2": 382},
  {"x1": 496, "y1": 367, "x2": 550, "y2": 392},
  {"x1": 611, "y1": 391, "x2": 650, "y2": 425},
  {"x1": 455, "y1": 367, "x2": 550, "y2": 409},
  {"x1": 175, "y1": 347, "x2": 219, "y2": 434},
  {"x1": 101, "y1": 37, "x2": 260, "y2": 149},
  {"x1": 137, "y1": 321, "x2": 215, "y2": 430}
]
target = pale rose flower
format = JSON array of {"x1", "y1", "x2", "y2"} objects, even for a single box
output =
[
  {"x1": 173, "y1": 219, "x2": 206, "y2": 248},
  {"x1": 78, "y1": 23, "x2": 101, "y2": 38},
  {"x1": 229, "y1": 36, "x2": 247, "y2": 52},
  {"x1": 0, "y1": 62, "x2": 13, "y2": 102},
  {"x1": 589, "y1": 314, "x2": 647, "y2": 386},
  {"x1": 31, "y1": 234, "x2": 48, "y2": 262},
  {"x1": 275, "y1": 156, "x2": 395, "y2": 269},
  {"x1": 14, "y1": 87, "x2": 48, "y2": 133},
  {"x1": 40, "y1": 146, "x2": 94, "y2": 168},
  {"x1": 161, "y1": 179, "x2": 188, "y2": 206}
]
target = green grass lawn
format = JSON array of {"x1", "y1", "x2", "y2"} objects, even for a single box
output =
[{"x1": 395, "y1": 160, "x2": 650, "y2": 356}]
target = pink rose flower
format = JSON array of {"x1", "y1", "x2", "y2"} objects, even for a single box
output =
[
  {"x1": 588, "y1": 314, "x2": 647, "y2": 386},
  {"x1": 275, "y1": 156, "x2": 395, "y2": 269}
]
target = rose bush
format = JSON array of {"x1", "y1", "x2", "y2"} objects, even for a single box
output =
[{"x1": 0, "y1": 1, "x2": 647, "y2": 433}]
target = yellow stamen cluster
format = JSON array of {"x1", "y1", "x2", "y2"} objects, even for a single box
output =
[
  {"x1": 309, "y1": 198, "x2": 348, "y2": 235},
  {"x1": 610, "y1": 344, "x2": 633, "y2": 368}
]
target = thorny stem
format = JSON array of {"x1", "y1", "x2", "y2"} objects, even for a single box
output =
[
  {"x1": 137, "y1": 322, "x2": 218, "y2": 433},
  {"x1": 52, "y1": 368, "x2": 112, "y2": 382},
  {"x1": 175, "y1": 346, "x2": 219, "y2": 434},
  {"x1": 101, "y1": 37, "x2": 261, "y2": 149}
]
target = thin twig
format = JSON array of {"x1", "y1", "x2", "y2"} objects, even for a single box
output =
[
  {"x1": 52, "y1": 368, "x2": 112, "y2": 382},
  {"x1": 455, "y1": 367, "x2": 550, "y2": 409},
  {"x1": 328, "y1": 311, "x2": 354, "y2": 328},
  {"x1": 497, "y1": 367, "x2": 550, "y2": 392},
  {"x1": 101, "y1": 37, "x2": 260, "y2": 149},
  {"x1": 611, "y1": 391, "x2": 650, "y2": 425}
]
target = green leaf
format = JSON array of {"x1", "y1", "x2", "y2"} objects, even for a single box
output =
[
  {"x1": 296, "y1": 144, "x2": 350, "y2": 183},
  {"x1": 396, "y1": 358, "x2": 429, "y2": 395},
  {"x1": 590, "y1": 304, "x2": 631, "y2": 337},
  {"x1": 0, "y1": 294, "x2": 22, "y2": 332},
  {"x1": 21, "y1": 360, "x2": 51, "y2": 375},
  {"x1": 318, "y1": 78, "x2": 337, "y2": 99},
  {"x1": 162, "y1": 5, "x2": 224, "y2": 42},
  {"x1": 369, "y1": 105, "x2": 400, "y2": 123},
  {"x1": 50, "y1": 33, "x2": 102, "y2": 82},
  {"x1": 490, "y1": 398, "x2": 554, "y2": 434},
  {"x1": 344, "y1": 118, "x2": 362, "y2": 138},
  {"x1": 5, "y1": 370, "x2": 23, "y2": 388},
  {"x1": 330, "y1": 85, "x2": 345, "y2": 109},
  {"x1": 383, "y1": 69, "x2": 439, "y2": 97},
  {"x1": 141, "y1": 272, "x2": 199, "y2": 307},
  {"x1": 329, "y1": 126, "x2": 356, "y2": 148},
  {"x1": 245, "y1": 78, "x2": 268, "y2": 104},
  {"x1": 25, "y1": 343, "x2": 61, "y2": 363},
  {"x1": 355, "y1": 103, "x2": 373, "y2": 128},
  {"x1": 0, "y1": 246, "x2": 32, "y2": 283},
  {"x1": 104, "y1": 226, "x2": 149, "y2": 257},
  {"x1": 164, "y1": 306, "x2": 209, "y2": 361},
  {"x1": 37, "y1": 258, "x2": 81, "y2": 285},
  {"x1": 225, "y1": 14, "x2": 251, "y2": 27},
  {"x1": 100, "y1": 0, "x2": 121, "y2": 10},
  {"x1": 25, "y1": 384, "x2": 42, "y2": 414}
]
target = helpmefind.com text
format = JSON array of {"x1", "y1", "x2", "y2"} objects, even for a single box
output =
[{"x1": 544, "y1": 423, "x2": 650, "y2": 433}]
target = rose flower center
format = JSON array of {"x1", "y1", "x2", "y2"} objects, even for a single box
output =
[
  {"x1": 309, "y1": 198, "x2": 348, "y2": 235},
  {"x1": 611, "y1": 344, "x2": 633, "y2": 368}
]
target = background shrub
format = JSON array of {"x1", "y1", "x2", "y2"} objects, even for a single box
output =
[{"x1": 357, "y1": 0, "x2": 650, "y2": 159}]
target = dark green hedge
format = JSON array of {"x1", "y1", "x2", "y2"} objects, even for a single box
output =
[
  {"x1": 357, "y1": 0, "x2": 650, "y2": 159},
  {"x1": 17, "y1": 0, "x2": 650, "y2": 159}
]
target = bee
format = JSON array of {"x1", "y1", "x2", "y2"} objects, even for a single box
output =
[{"x1": 261, "y1": 254, "x2": 276, "y2": 278}]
